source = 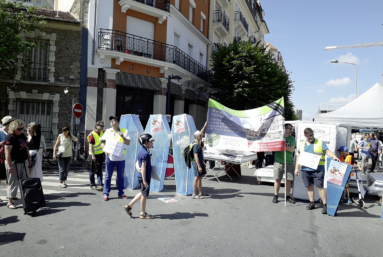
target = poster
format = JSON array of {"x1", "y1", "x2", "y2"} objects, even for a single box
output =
[
  {"x1": 174, "y1": 116, "x2": 185, "y2": 133},
  {"x1": 103, "y1": 140, "x2": 125, "y2": 157},
  {"x1": 205, "y1": 98, "x2": 285, "y2": 152},
  {"x1": 150, "y1": 117, "x2": 162, "y2": 132},
  {"x1": 297, "y1": 151, "x2": 321, "y2": 170},
  {"x1": 326, "y1": 159, "x2": 352, "y2": 217}
]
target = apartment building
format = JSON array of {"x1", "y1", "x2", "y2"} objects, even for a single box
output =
[
  {"x1": 11, "y1": 0, "x2": 55, "y2": 8},
  {"x1": 208, "y1": 0, "x2": 269, "y2": 66},
  {"x1": 265, "y1": 42, "x2": 286, "y2": 72}
]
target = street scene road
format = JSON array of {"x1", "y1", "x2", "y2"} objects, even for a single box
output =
[{"x1": 1, "y1": 165, "x2": 382, "y2": 257}]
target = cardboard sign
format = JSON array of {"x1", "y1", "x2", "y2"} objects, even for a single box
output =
[
  {"x1": 298, "y1": 151, "x2": 321, "y2": 170},
  {"x1": 103, "y1": 140, "x2": 125, "y2": 157}
]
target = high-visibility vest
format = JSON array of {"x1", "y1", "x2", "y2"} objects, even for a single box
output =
[
  {"x1": 340, "y1": 155, "x2": 354, "y2": 166},
  {"x1": 299, "y1": 139, "x2": 325, "y2": 166},
  {"x1": 103, "y1": 128, "x2": 127, "y2": 154},
  {"x1": 87, "y1": 131, "x2": 104, "y2": 155}
]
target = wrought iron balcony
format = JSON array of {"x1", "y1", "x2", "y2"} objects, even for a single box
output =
[
  {"x1": 22, "y1": 67, "x2": 49, "y2": 82},
  {"x1": 213, "y1": 10, "x2": 230, "y2": 33},
  {"x1": 212, "y1": 43, "x2": 221, "y2": 52},
  {"x1": 98, "y1": 29, "x2": 211, "y2": 84},
  {"x1": 245, "y1": 0, "x2": 263, "y2": 26},
  {"x1": 234, "y1": 11, "x2": 248, "y2": 33},
  {"x1": 133, "y1": 0, "x2": 170, "y2": 12}
]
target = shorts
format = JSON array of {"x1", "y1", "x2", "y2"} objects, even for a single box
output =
[
  {"x1": 138, "y1": 177, "x2": 151, "y2": 197},
  {"x1": 273, "y1": 162, "x2": 294, "y2": 181},
  {"x1": 192, "y1": 161, "x2": 207, "y2": 177},
  {"x1": 301, "y1": 170, "x2": 324, "y2": 188}
]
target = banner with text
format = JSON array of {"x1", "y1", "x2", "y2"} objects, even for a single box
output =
[{"x1": 205, "y1": 98, "x2": 285, "y2": 152}]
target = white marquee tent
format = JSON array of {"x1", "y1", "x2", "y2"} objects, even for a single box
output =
[{"x1": 315, "y1": 83, "x2": 383, "y2": 128}]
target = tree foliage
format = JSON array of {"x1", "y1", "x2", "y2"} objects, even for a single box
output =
[
  {"x1": 0, "y1": 0, "x2": 46, "y2": 79},
  {"x1": 210, "y1": 40, "x2": 296, "y2": 120}
]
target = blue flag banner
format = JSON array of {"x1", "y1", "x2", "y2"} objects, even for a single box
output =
[{"x1": 326, "y1": 158, "x2": 353, "y2": 217}]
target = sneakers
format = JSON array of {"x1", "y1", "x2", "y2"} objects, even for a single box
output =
[
  {"x1": 272, "y1": 195, "x2": 278, "y2": 203},
  {"x1": 306, "y1": 202, "x2": 316, "y2": 210},
  {"x1": 96, "y1": 185, "x2": 103, "y2": 191},
  {"x1": 118, "y1": 195, "x2": 128, "y2": 199},
  {"x1": 90, "y1": 185, "x2": 96, "y2": 190},
  {"x1": 286, "y1": 196, "x2": 296, "y2": 204},
  {"x1": 321, "y1": 204, "x2": 327, "y2": 214},
  {"x1": 102, "y1": 195, "x2": 109, "y2": 201},
  {"x1": 347, "y1": 198, "x2": 353, "y2": 204},
  {"x1": 60, "y1": 183, "x2": 67, "y2": 188}
]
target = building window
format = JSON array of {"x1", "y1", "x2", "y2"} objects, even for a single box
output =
[
  {"x1": 37, "y1": 1, "x2": 41, "y2": 5},
  {"x1": 188, "y1": 44, "x2": 193, "y2": 56},
  {"x1": 23, "y1": 40, "x2": 50, "y2": 82},
  {"x1": 175, "y1": 0, "x2": 180, "y2": 9},
  {"x1": 199, "y1": 52, "x2": 204, "y2": 64},
  {"x1": 174, "y1": 33, "x2": 180, "y2": 47},
  {"x1": 189, "y1": 5, "x2": 194, "y2": 23}
]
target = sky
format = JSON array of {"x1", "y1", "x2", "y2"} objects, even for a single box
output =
[{"x1": 262, "y1": 0, "x2": 383, "y2": 121}]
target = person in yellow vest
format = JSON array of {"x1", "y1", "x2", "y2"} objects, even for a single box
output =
[
  {"x1": 338, "y1": 146, "x2": 354, "y2": 204},
  {"x1": 100, "y1": 116, "x2": 130, "y2": 201},
  {"x1": 87, "y1": 120, "x2": 105, "y2": 191},
  {"x1": 295, "y1": 127, "x2": 339, "y2": 214}
]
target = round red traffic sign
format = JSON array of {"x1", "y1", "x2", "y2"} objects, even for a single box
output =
[
  {"x1": 165, "y1": 154, "x2": 174, "y2": 178},
  {"x1": 72, "y1": 103, "x2": 83, "y2": 118}
]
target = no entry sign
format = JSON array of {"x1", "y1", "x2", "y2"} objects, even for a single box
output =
[{"x1": 72, "y1": 103, "x2": 83, "y2": 118}]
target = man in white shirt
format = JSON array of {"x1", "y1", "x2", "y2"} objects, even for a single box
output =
[{"x1": 100, "y1": 116, "x2": 130, "y2": 201}]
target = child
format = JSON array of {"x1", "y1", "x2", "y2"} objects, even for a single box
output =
[
  {"x1": 124, "y1": 133, "x2": 155, "y2": 219},
  {"x1": 338, "y1": 146, "x2": 354, "y2": 204}
]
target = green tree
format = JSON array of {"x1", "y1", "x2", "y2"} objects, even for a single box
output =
[
  {"x1": 210, "y1": 40, "x2": 296, "y2": 120},
  {"x1": 0, "y1": 0, "x2": 46, "y2": 79}
]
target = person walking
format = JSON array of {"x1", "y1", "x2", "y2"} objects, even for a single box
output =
[
  {"x1": 358, "y1": 135, "x2": 372, "y2": 175},
  {"x1": 87, "y1": 120, "x2": 105, "y2": 191},
  {"x1": 124, "y1": 133, "x2": 155, "y2": 219},
  {"x1": 100, "y1": 116, "x2": 130, "y2": 201},
  {"x1": 4, "y1": 119, "x2": 31, "y2": 209},
  {"x1": 295, "y1": 127, "x2": 339, "y2": 214},
  {"x1": 53, "y1": 126, "x2": 78, "y2": 188},
  {"x1": 272, "y1": 123, "x2": 296, "y2": 204},
  {"x1": 191, "y1": 130, "x2": 209, "y2": 199},
  {"x1": 0, "y1": 116, "x2": 15, "y2": 203},
  {"x1": 349, "y1": 134, "x2": 358, "y2": 160},
  {"x1": 369, "y1": 133, "x2": 381, "y2": 172},
  {"x1": 27, "y1": 122, "x2": 43, "y2": 182}
]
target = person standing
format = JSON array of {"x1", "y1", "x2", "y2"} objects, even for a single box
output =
[
  {"x1": 87, "y1": 120, "x2": 105, "y2": 191},
  {"x1": 191, "y1": 130, "x2": 209, "y2": 199},
  {"x1": 272, "y1": 123, "x2": 296, "y2": 204},
  {"x1": 38, "y1": 133, "x2": 47, "y2": 170},
  {"x1": 27, "y1": 122, "x2": 43, "y2": 182},
  {"x1": 124, "y1": 133, "x2": 155, "y2": 219},
  {"x1": 0, "y1": 116, "x2": 15, "y2": 203},
  {"x1": 295, "y1": 127, "x2": 339, "y2": 214},
  {"x1": 4, "y1": 119, "x2": 31, "y2": 209},
  {"x1": 100, "y1": 116, "x2": 130, "y2": 201},
  {"x1": 256, "y1": 152, "x2": 265, "y2": 169},
  {"x1": 358, "y1": 135, "x2": 372, "y2": 175},
  {"x1": 369, "y1": 133, "x2": 381, "y2": 172},
  {"x1": 53, "y1": 126, "x2": 78, "y2": 188}
]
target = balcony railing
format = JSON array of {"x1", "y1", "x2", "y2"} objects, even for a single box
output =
[
  {"x1": 213, "y1": 10, "x2": 230, "y2": 33},
  {"x1": 212, "y1": 43, "x2": 221, "y2": 52},
  {"x1": 245, "y1": 0, "x2": 263, "y2": 25},
  {"x1": 234, "y1": 11, "x2": 248, "y2": 33},
  {"x1": 98, "y1": 29, "x2": 211, "y2": 84},
  {"x1": 133, "y1": 0, "x2": 170, "y2": 12},
  {"x1": 22, "y1": 67, "x2": 49, "y2": 82},
  {"x1": 233, "y1": 37, "x2": 242, "y2": 43}
]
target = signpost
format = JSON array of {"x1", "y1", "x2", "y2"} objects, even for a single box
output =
[{"x1": 72, "y1": 103, "x2": 83, "y2": 118}]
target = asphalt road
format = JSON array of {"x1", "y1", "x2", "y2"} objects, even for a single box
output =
[{"x1": 0, "y1": 165, "x2": 382, "y2": 257}]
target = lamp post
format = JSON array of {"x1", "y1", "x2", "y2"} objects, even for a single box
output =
[
  {"x1": 166, "y1": 75, "x2": 182, "y2": 115},
  {"x1": 330, "y1": 60, "x2": 357, "y2": 99}
]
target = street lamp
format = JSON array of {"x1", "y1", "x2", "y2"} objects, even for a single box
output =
[
  {"x1": 330, "y1": 60, "x2": 357, "y2": 99},
  {"x1": 167, "y1": 75, "x2": 182, "y2": 115}
]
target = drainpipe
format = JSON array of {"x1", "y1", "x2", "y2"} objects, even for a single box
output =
[{"x1": 92, "y1": 0, "x2": 98, "y2": 65}]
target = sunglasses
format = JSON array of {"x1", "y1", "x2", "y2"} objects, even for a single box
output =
[
  {"x1": 97, "y1": 125, "x2": 105, "y2": 127},
  {"x1": 17, "y1": 127, "x2": 24, "y2": 131},
  {"x1": 305, "y1": 134, "x2": 314, "y2": 138}
]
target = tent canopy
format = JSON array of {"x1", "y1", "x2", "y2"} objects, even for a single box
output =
[{"x1": 315, "y1": 83, "x2": 383, "y2": 128}]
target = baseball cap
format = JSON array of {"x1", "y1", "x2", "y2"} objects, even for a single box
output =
[
  {"x1": 109, "y1": 116, "x2": 120, "y2": 122},
  {"x1": 338, "y1": 146, "x2": 348, "y2": 152}
]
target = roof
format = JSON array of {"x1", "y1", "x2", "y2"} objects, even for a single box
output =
[{"x1": 34, "y1": 9, "x2": 80, "y2": 24}]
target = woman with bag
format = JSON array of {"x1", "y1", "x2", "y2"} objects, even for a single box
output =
[
  {"x1": 53, "y1": 126, "x2": 78, "y2": 188},
  {"x1": 27, "y1": 122, "x2": 43, "y2": 182}
]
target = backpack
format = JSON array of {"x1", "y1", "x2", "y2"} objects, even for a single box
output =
[
  {"x1": 182, "y1": 141, "x2": 199, "y2": 169},
  {"x1": 0, "y1": 141, "x2": 5, "y2": 164}
]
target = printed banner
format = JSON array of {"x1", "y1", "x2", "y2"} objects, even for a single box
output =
[
  {"x1": 326, "y1": 159, "x2": 352, "y2": 217},
  {"x1": 174, "y1": 116, "x2": 185, "y2": 133},
  {"x1": 150, "y1": 117, "x2": 162, "y2": 132},
  {"x1": 205, "y1": 98, "x2": 285, "y2": 152}
]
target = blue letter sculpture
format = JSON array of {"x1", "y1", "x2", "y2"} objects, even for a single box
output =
[
  {"x1": 120, "y1": 114, "x2": 144, "y2": 190},
  {"x1": 144, "y1": 115, "x2": 171, "y2": 192},
  {"x1": 171, "y1": 114, "x2": 197, "y2": 195}
]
